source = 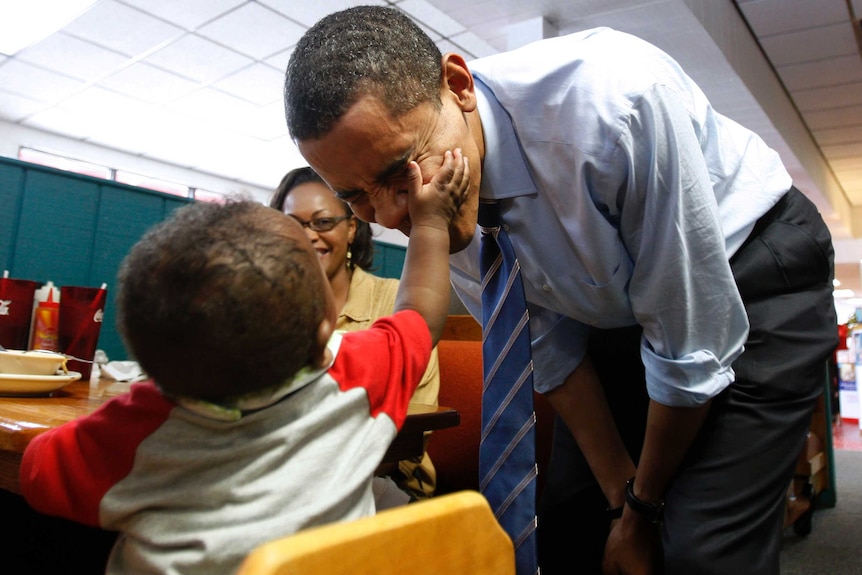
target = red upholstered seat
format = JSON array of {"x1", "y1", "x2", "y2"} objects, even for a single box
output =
[{"x1": 428, "y1": 317, "x2": 554, "y2": 497}]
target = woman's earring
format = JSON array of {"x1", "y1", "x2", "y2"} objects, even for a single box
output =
[{"x1": 346, "y1": 245, "x2": 353, "y2": 270}]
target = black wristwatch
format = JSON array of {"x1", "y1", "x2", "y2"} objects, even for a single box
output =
[{"x1": 625, "y1": 477, "x2": 665, "y2": 524}]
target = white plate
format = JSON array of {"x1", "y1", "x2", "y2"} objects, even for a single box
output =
[{"x1": 0, "y1": 371, "x2": 82, "y2": 396}]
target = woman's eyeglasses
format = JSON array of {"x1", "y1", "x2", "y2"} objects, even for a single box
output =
[{"x1": 289, "y1": 214, "x2": 352, "y2": 232}]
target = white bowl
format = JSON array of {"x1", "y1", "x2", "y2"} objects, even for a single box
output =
[{"x1": 0, "y1": 349, "x2": 67, "y2": 376}]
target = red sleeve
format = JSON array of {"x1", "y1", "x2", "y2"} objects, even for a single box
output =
[
  {"x1": 329, "y1": 310, "x2": 432, "y2": 429},
  {"x1": 19, "y1": 381, "x2": 175, "y2": 527}
]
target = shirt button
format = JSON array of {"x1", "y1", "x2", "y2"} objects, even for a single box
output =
[
  {"x1": 503, "y1": 224, "x2": 510, "y2": 232},
  {"x1": 542, "y1": 284, "x2": 552, "y2": 292}
]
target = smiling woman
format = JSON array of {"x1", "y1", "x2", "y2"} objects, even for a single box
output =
[{"x1": 270, "y1": 166, "x2": 442, "y2": 504}]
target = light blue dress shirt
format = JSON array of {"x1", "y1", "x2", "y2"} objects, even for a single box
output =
[{"x1": 449, "y1": 28, "x2": 792, "y2": 406}]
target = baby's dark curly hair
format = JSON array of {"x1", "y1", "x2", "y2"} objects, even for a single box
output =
[
  {"x1": 285, "y1": 5, "x2": 443, "y2": 141},
  {"x1": 116, "y1": 200, "x2": 327, "y2": 403}
]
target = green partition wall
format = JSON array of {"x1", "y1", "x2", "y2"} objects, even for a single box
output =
[
  {"x1": 372, "y1": 239, "x2": 407, "y2": 279},
  {"x1": 0, "y1": 156, "x2": 407, "y2": 362},
  {"x1": 0, "y1": 157, "x2": 193, "y2": 361}
]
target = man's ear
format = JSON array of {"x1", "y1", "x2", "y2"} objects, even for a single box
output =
[{"x1": 442, "y1": 53, "x2": 476, "y2": 113}]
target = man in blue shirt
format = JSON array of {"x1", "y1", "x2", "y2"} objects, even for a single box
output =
[{"x1": 284, "y1": 6, "x2": 838, "y2": 574}]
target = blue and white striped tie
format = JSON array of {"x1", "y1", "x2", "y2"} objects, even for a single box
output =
[{"x1": 478, "y1": 200, "x2": 538, "y2": 575}]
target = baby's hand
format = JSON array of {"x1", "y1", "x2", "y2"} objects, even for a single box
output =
[{"x1": 406, "y1": 148, "x2": 469, "y2": 231}]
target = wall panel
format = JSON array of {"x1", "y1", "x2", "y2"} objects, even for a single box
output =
[{"x1": 0, "y1": 157, "x2": 193, "y2": 362}]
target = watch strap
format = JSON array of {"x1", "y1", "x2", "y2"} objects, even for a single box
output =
[{"x1": 625, "y1": 477, "x2": 665, "y2": 524}]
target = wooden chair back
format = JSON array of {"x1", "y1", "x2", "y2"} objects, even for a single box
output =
[{"x1": 236, "y1": 490, "x2": 515, "y2": 575}]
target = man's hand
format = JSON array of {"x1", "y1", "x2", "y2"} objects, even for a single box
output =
[{"x1": 602, "y1": 510, "x2": 662, "y2": 575}]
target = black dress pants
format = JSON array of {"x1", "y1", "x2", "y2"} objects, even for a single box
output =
[{"x1": 537, "y1": 187, "x2": 838, "y2": 575}]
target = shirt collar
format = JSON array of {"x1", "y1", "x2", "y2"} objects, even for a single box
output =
[
  {"x1": 339, "y1": 267, "x2": 372, "y2": 323},
  {"x1": 473, "y1": 76, "x2": 537, "y2": 202},
  {"x1": 174, "y1": 331, "x2": 344, "y2": 421}
]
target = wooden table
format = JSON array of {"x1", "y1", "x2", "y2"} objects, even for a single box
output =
[
  {"x1": 0, "y1": 378, "x2": 459, "y2": 495},
  {"x1": 383, "y1": 402, "x2": 460, "y2": 464}
]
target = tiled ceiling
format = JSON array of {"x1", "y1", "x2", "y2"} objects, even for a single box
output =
[
  {"x1": 739, "y1": 0, "x2": 862, "y2": 214},
  {"x1": 1, "y1": 0, "x2": 862, "y2": 291},
  {"x1": 735, "y1": 0, "x2": 862, "y2": 206},
  {"x1": 733, "y1": 0, "x2": 862, "y2": 300}
]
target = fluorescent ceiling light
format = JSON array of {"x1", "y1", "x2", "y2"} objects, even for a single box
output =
[{"x1": 0, "y1": 0, "x2": 99, "y2": 56}]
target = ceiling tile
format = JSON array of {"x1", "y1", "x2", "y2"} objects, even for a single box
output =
[
  {"x1": 0, "y1": 91, "x2": 47, "y2": 122},
  {"x1": 56, "y1": 85, "x2": 153, "y2": 117},
  {"x1": 62, "y1": 0, "x2": 183, "y2": 57},
  {"x1": 231, "y1": 135, "x2": 306, "y2": 189},
  {"x1": 180, "y1": 131, "x2": 264, "y2": 179},
  {"x1": 15, "y1": 32, "x2": 130, "y2": 83},
  {"x1": 822, "y1": 141, "x2": 862, "y2": 159},
  {"x1": 830, "y1": 157, "x2": 862, "y2": 171},
  {"x1": 240, "y1": 100, "x2": 290, "y2": 141},
  {"x1": 212, "y1": 63, "x2": 283, "y2": 105},
  {"x1": 447, "y1": 31, "x2": 499, "y2": 59},
  {"x1": 22, "y1": 106, "x2": 98, "y2": 140},
  {"x1": 125, "y1": 117, "x2": 227, "y2": 168},
  {"x1": 432, "y1": 0, "x2": 528, "y2": 31},
  {"x1": 792, "y1": 81, "x2": 862, "y2": 112},
  {"x1": 51, "y1": 87, "x2": 168, "y2": 152},
  {"x1": 259, "y1": 0, "x2": 368, "y2": 27},
  {"x1": 265, "y1": 47, "x2": 294, "y2": 75},
  {"x1": 144, "y1": 34, "x2": 253, "y2": 84},
  {"x1": 736, "y1": 0, "x2": 848, "y2": 37},
  {"x1": 814, "y1": 126, "x2": 862, "y2": 146},
  {"x1": 197, "y1": 3, "x2": 305, "y2": 60},
  {"x1": 759, "y1": 22, "x2": 859, "y2": 66},
  {"x1": 98, "y1": 62, "x2": 200, "y2": 105},
  {"x1": 803, "y1": 105, "x2": 862, "y2": 130},
  {"x1": 412, "y1": 20, "x2": 443, "y2": 42},
  {"x1": 85, "y1": 108, "x2": 189, "y2": 156},
  {"x1": 777, "y1": 54, "x2": 862, "y2": 91},
  {"x1": 120, "y1": 0, "x2": 246, "y2": 30},
  {"x1": 167, "y1": 87, "x2": 258, "y2": 131},
  {"x1": 398, "y1": 0, "x2": 466, "y2": 37},
  {"x1": 0, "y1": 60, "x2": 86, "y2": 103}
]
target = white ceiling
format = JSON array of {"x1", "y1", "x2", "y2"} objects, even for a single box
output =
[{"x1": 1, "y1": 0, "x2": 862, "y2": 292}]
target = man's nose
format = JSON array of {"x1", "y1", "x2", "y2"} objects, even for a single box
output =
[{"x1": 349, "y1": 200, "x2": 375, "y2": 224}]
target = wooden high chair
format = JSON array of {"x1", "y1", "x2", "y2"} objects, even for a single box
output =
[{"x1": 236, "y1": 490, "x2": 515, "y2": 575}]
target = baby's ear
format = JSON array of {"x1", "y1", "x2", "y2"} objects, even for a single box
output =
[{"x1": 310, "y1": 317, "x2": 334, "y2": 368}]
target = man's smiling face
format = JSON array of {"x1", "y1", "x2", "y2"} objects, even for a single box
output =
[{"x1": 297, "y1": 93, "x2": 481, "y2": 254}]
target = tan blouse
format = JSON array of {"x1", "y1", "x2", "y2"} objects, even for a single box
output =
[{"x1": 336, "y1": 267, "x2": 440, "y2": 498}]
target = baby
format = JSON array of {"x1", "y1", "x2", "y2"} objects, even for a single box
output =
[{"x1": 19, "y1": 150, "x2": 468, "y2": 574}]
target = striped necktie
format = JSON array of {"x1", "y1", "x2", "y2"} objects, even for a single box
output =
[{"x1": 478, "y1": 201, "x2": 539, "y2": 575}]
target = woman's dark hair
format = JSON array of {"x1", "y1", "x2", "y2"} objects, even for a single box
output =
[{"x1": 269, "y1": 166, "x2": 375, "y2": 271}]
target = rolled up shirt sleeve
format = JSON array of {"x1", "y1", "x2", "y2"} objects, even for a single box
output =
[
  {"x1": 640, "y1": 341, "x2": 744, "y2": 406},
  {"x1": 619, "y1": 85, "x2": 750, "y2": 406}
]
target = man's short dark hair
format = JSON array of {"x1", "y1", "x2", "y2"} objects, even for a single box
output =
[{"x1": 285, "y1": 5, "x2": 443, "y2": 141}]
